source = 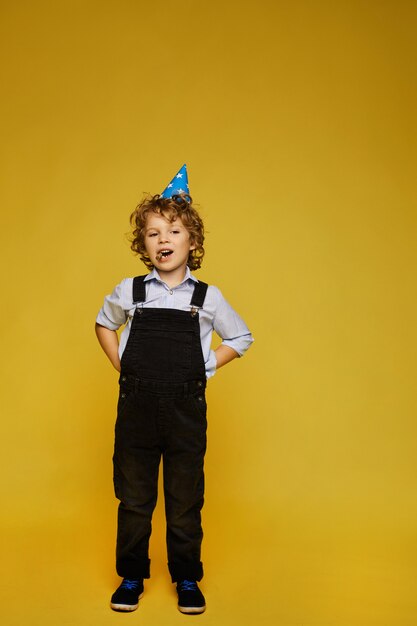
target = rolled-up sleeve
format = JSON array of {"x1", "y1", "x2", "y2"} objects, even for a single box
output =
[
  {"x1": 211, "y1": 287, "x2": 254, "y2": 356},
  {"x1": 96, "y1": 279, "x2": 130, "y2": 330}
]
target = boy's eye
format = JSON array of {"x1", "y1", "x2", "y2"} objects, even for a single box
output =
[{"x1": 148, "y1": 232, "x2": 157, "y2": 237}]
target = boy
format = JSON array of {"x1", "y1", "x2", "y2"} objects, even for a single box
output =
[{"x1": 95, "y1": 165, "x2": 253, "y2": 614}]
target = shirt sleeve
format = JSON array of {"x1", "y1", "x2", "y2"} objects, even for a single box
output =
[
  {"x1": 95, "y1": 278, "x2": 132, "y2": 330},
  {"x1": 211, "y1": 286, "x2": 254, "y2": 356},
  {"x1": 205, "y1": 349, "x2": 218, "y2": 379}
]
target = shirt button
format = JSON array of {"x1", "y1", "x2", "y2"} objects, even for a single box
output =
[
  {"x1": 169, "y1": 289, "x2": 173, "y2": 295},
  {"x1": 198, "y1": 396, "x2": 203, "y2": 402},
  {"x1": 197, "y1": 381, "x2": 203, "y2": 387},
  {"x1": 121, "y1": 393, "x2": 126, "y2": 399},
  {"x1": 121, "y1": 376, "x2": 126, "y2": 382}
]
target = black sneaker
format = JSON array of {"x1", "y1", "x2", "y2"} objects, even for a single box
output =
[
  {"x1": 176, "y1": 580, "x2": 206, "y2": 614},
  {"x1": 110, "y1": 578, "x2": 144, "y2": 611}
]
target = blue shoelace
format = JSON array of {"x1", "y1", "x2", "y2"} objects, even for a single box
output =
[
  {"x1": 178, "y1": 580, "x2": 198, "y2": 591},
  {"x1": 121, "y1": 579, "x2": 141, "y2": 590}
]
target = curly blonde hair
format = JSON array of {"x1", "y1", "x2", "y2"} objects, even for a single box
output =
[{"x1": 130, "y1": 193, "x2": 205, "y2": 271}]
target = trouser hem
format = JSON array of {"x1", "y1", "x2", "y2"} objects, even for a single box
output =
[
  {"x1": 116, "y1": 558, "x2": 151, "y2": 579},
  {"x1": 168, "y1": 561, "x2": 204, "y2": 583}
]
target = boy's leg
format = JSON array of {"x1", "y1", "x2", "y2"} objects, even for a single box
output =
[
  {"x1": 163, "y1": 392, "x2": 207, "y2": 583},
  {"x1": 114, "y1": 448, "x2": 160, "y2": 579},
  {"x1": 113, "y1": 389, "x2": 162, "y2": 579}
]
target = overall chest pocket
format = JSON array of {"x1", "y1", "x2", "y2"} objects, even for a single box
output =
[{"x1": 135, "y1": 328, "x2": 193, "y2": 381}]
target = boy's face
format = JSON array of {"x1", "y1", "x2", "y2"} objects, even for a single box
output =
[{"x1": 144, "y1": 212, "x2": 195, "y2": 279}]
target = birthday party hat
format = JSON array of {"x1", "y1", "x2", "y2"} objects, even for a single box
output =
[{"x1": 160, "y1": 163, "x2": 189, "y2": 198}]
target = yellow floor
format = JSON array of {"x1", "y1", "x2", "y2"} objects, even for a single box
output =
[{"x1": 2, "y1": 497, "x2": 417, "y2": 626}]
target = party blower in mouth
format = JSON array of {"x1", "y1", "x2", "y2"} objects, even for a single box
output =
[{"x1": 156, "y1": 250, "x2": 173, "y2": 261}]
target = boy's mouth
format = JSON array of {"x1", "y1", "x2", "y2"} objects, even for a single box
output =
[{"x1": 156, "y1": 249, "x2": 173, "y2": 261}]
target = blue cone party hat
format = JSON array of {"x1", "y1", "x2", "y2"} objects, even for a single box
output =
[{"x1": 160, "y1": 163, "x2": 189, "y2": 198}]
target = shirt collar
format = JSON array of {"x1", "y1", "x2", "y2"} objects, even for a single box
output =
[{"x1": 144, "y1": 266, "x2": 198, "y2": 286}]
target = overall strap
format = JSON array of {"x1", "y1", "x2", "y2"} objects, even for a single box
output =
[
  {"x1": 190, "y1": 281, "x2": 208, "y2": 308},
  {"x1": 133, "y1": 275, "x2": 209, "y2": 307},
  {"x1": 132, "y1": 275, "x2": 147, "y2": 304}
]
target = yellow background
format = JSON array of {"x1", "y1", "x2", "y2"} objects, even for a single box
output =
[{"x1": 1, "y1": 1, "x2": 416, "y2": 624}]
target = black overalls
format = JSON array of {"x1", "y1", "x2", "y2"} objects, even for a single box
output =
[{"x1": 113, "y1": 275, "x2": 209, "y2": 583}]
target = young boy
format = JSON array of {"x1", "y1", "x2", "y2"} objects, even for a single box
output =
[{"x1": 95, "y1": 165, "x2": 253, "y2": 614}]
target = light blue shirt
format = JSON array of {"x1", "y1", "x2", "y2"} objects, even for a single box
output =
[{"x1": 96, "y1": 268, "x2": 254, "y2": 378}]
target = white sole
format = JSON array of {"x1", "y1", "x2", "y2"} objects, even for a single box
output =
[{"x1": 178, "y1": 604, "x2": 206, "y2": 614}]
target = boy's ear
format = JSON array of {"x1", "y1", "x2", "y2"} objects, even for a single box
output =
[{"x1": 189, "y1": 237, "x2": 196, "y2": 251}]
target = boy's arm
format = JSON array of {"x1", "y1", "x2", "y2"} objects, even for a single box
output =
[
  {"x1": 95, "y1": 323, "x2": 121, "y2": 372},
  {"x1": 214, "y1": 345, "x2": 239, "y2": 369},
  {"x1": 210, "y1": 287, "x2": 254, "y2": 374}
]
